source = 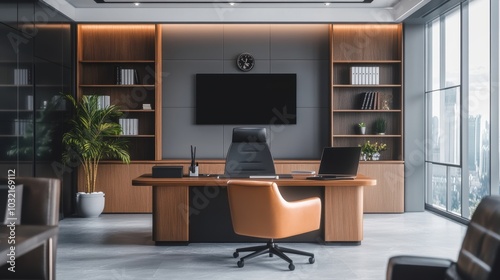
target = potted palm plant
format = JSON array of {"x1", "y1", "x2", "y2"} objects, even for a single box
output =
[{"x1": 62, "y1": 94, "x2": 130, "y2": 217}]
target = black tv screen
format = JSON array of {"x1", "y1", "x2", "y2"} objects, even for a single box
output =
[{"x1": 196, "y1": 74, "x2": 297, "y2": 125}]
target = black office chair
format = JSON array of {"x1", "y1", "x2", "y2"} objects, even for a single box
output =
[
  {"x1": 224, "y1": 127, "x2": 276, "y2": 177},
  {"x1": 386, "y1": 195, "x2": 500, "y2": 280}
]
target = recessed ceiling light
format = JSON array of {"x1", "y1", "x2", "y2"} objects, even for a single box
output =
[
  {"x1": 229, "y1": 2, "x2": 235, "y2": 5},
  {"x1": 324, "y1": 2, "x2": 331, "y2": 6},
  {"x1": 134, "y1": 2, "x2": 140, "y2": 6}
]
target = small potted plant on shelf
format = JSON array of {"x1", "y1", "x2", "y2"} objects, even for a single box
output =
[
  {"x1": 359, "y1": 140, "x2": 387, "y2": 161},
  {"x1": 62, "y1": 94, "x2": 130, "y2": 218},
  {"x1": 358, "y1": 122, "x2": 366, "y2": 135},
  {"x1": 374, "y1": 118, "x2": 387, "y2": 135}
]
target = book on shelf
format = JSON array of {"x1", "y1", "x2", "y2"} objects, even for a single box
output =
[
  {"x1": 26, "y1": 95, "x2": 33, "y2": 110},
  {"x1": 13, "y1": 119, "x2": 32, "y2": 136},
  {"x1": 350, "y1": 66, "x2": 380, "y2": 85},
  {"x1": 360, "y1": 92, "x2": 369, "y2": 109},
  {"x1": 89, "y1": 95, "x2": 110, "y2": 109},
  {"x1": 360, "y1": 91, "x2": 383, "y2": 110},
  {"x1": 13, "y1": 68, "x2": 30, "y2": 85},
  {"x1": 119, "y1": 118, "x2": 139, "y2": 135},
  {"x1": 116, "y1": 67, "x2": 138, "y2": 85},
  {"x1": 98, "y1": 95, "x2": 110, "y2": 109}
]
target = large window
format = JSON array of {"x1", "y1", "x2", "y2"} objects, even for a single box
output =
[
  {"x1": 425, "y1": 6, "x2": 462, "y2": 215},
  {"x1": 425, "y1": 0, "x2": 495, "y2": 219}
]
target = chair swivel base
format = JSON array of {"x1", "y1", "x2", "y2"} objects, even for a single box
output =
[{"x1": 232, "y1": 240, "x2": 315, "y2": 271}]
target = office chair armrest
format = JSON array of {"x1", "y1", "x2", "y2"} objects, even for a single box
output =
[{"x1": 386, "y1": 255, "x2": 454, "y2": 280}]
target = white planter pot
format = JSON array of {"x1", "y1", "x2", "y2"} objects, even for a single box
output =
[{"x1": 76, "y1": 192, "x2": 105, "y2": 218}]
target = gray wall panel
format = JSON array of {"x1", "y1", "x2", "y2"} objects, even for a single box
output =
[
  {"x1": 269, "y1": 107, "x2": 329, "y2": 159},
  {"x1": 163, "y1": 108, "x2": 225, "y2": 159},
  {"x1": 271, "y1": 24, "x2": 330, "y2": 60},
  {"x1": 271, "y1": 60, "x2": 329, "y2": 108},
  {"x1": 163, "y1": 24, "x2": 224, "y2": 60},
  {"x1": 223, "y1": 24, "x2": 271, "y2": 60},
  {"x1": 162, "y1": 24, "x2": 329, "y2": 160},
  {"x1": 163, "y1": 60, "x2": 223, "y2": 107}
]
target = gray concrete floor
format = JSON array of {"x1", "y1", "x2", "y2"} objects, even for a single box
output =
[{"x1": 56, "y1": 212, "x2": 466, "y2": 280}]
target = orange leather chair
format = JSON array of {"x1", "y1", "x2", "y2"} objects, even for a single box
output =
[{"x1": 227, "y1": 180, "x2": 322, "y2": 271}]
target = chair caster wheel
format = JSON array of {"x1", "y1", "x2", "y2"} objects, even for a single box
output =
[
  {"x1": 288, "y1": 263, "x2": 295, "y2": 271},
  {"x1": 237, "y1": 260, "x2": 244, "y2": 268},
  {"x1": 309, "y1": 257, "x2": 315, "y2": 264},
  {"x1": 269, "y1": 253, "x2": 273, "y2": 257},
  {"x1": 233, "y1": 252, "x2": 239, "y2": 258}
]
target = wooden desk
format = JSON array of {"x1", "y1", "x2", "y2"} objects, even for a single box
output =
[{"x1": 132, "y1": 174, "x2": 376, "y2": 244}]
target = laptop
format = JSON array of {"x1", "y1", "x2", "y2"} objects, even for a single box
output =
[{"x1": 307, "y1": 147, "x2": 361, "y2": 180}]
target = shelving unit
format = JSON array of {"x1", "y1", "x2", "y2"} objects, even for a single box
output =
[
  {"x1": 330, "y1": 24, "x2": 404, "y2": 212},
  {"x1": 0, "y1": 60, "x2": 34, "y2": 161},
  {"x1": 77, "y1": 24, "x2": 162, "y2": 161},
  {"x1": 76, "y1": 24, "x2": 162, "y2": 213}
]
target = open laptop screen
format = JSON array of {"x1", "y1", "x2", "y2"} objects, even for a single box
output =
[{"x1": 318, "y1": 147, "x2": 361, "y2": 177}]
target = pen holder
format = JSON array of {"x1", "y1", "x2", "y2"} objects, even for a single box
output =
[{"x1": 189, "y1": 166, "x2": 199, "y2": 177}]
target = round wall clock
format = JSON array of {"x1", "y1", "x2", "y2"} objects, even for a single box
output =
[{"x1": 236, "y1": 53, "x2": 255, "y2": 72}]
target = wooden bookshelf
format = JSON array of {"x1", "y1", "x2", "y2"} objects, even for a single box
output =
[
  {"x1": 77, "y1": 24, "x2": 162, "y2": 161},
  {"x1": 76, "y1": 24, "x2": 163, "y2": 212},
  {"x1": 330, "y1": 24, "x2": 404, "y2": 212}
]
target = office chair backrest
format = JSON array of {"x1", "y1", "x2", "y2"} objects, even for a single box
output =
[
  {"x1": 227, "y1": 180, "x2": 288, "y2": 238},
  {"x1": 451, "y1": 195, "x2": 500, "y2": 280},
  {"x1": 224, "y1": 127, "x2": 276, "y2": 177}
]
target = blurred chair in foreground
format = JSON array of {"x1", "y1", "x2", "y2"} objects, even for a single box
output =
[
  {"x1": 0, "y1": 177, "x2": 61, "y2": 280},
  {"x1": 386, "y1": 195, "x2": 500, "y2": 280}
]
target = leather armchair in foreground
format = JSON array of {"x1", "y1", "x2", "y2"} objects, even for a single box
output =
[
  {"x1": 0, "y1": 177, "x2": 61, "y2": 280},
  {"x1": 386, "y1": 195, "x2": 500, "y2": 280},
  {"x1": 227, "y1": 180, "x2": 321, "y2": 271}
]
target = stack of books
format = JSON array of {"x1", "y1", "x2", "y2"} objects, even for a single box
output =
[
  {"x1": 13, "y1": 69, "x2": 30, "y2": 85},
  {"x1": 360, "y1": 91, "x2": 383, "y2": 110},
  {"x1": 13, "y1": 119, "x2": 32, "y2": 136},
  {"x1": 93, "y1": 95, "x2": 111, "y2": 109},
  {"x1": 350, "y1": 66, "x2": 379, "y2": 85},
  {"x1": 116, "y1": 67, "x2": 138, "y2": 85},
  {"x1": 119, "y1": 118, "x2": 139, "y2": 135}
]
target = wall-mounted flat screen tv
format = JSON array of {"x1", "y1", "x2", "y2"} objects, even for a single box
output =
[{"x1": 196, "y1": 73, "x2": 297, "y2": 125}]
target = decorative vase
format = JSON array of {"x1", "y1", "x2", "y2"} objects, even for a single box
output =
[
  {"x1": 76, "y1": 192, "x2": 105, "y2": 218},
  {"x1": 371, "y1": 152, "x2": 381, "y2": 161}
]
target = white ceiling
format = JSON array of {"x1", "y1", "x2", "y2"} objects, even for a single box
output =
[
  {"x1": 65, "y1": 0, "x2": 398, "y2": 8},
  {"x1": 42, "y1": 0, "x2": 432, "y2": 22}
]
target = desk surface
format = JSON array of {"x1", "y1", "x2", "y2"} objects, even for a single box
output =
[
  {"x1": 0, "y1": 225, "x2": 58, "y2": 263},
  {"x1": 132, "y1": 174, "x2": 377, "y2": 187}
]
